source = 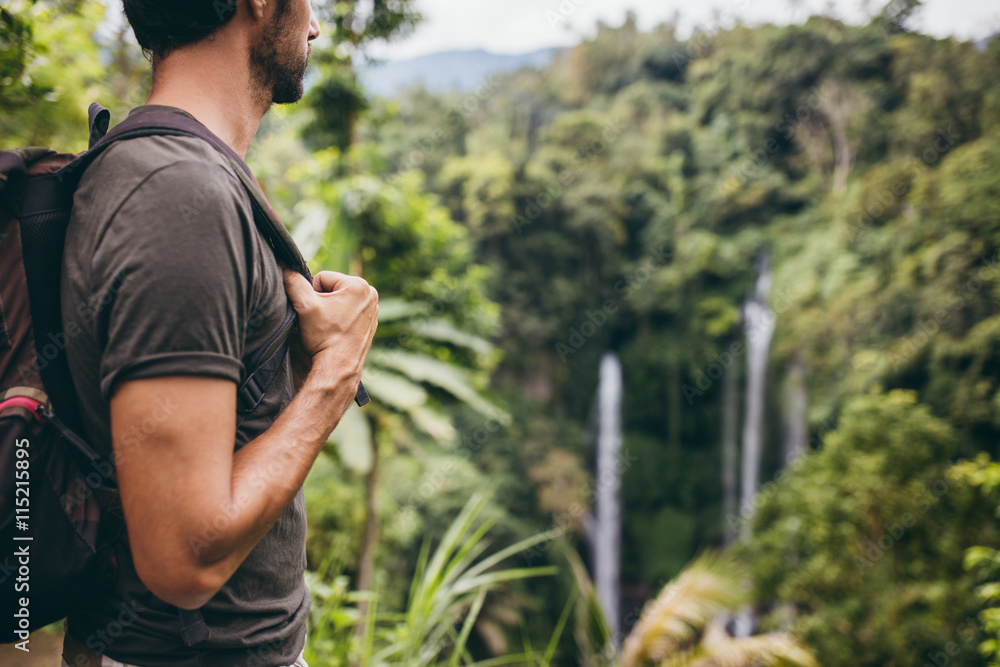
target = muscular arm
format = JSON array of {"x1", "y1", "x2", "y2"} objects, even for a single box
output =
[{"x1": 111, "y1": 271, "x2": 377, "y2": 609}]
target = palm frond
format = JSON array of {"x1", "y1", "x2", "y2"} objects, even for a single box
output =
[
  {"x1": 411, "y1": 317, "x2": 497, "y2": 356},
  {"x1": 369, "y1": 349, "x2": 503, "y2": 418},
  {"x1": 327, "y1": 403, "x2": 373, "y2": 474},
  {"x1": 688, "y1": 625, "x2": 819, "y2": 667},
  {"x1": 621, "y1": 553, "x2": 745, "y2": 667},
  {"x1": 362, "y1": 366, "x2": 429, "y2": 408},
  {"x1": 376, "y1": 298, "x2": 431, "y2": 323}
]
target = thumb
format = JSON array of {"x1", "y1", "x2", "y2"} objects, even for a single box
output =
[{"x1": 283, "y1": 268, "x2": 316, "y2": 312}]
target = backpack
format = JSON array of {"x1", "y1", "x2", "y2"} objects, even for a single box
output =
[{"x1": 0, "y1": 102, "x2": 369, "y2": 647}]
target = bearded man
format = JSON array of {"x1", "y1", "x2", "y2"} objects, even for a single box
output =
[{"x1": 58, "y1": 2, "x2": 379, "y2": 665}]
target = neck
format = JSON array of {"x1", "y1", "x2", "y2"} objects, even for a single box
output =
[{"x1": 145, "y1": 40, "x2": 269, "y2": 159}]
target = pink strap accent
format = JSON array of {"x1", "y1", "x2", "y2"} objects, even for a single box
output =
[{"x1": 0, "y1": 396, "x2": 44, "y2": 422}]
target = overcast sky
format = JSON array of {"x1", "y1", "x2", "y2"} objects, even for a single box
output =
[{"x1": 365, "y1": 0, "x2": 1000, "y2": 61}]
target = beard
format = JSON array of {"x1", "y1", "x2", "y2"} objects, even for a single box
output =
[{"x1": 249, "y1": 3, "x2": 310, "y2": 106}]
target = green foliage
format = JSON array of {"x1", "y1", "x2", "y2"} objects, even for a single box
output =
[
  {"x1": 954, "y1": 455, "x2": 1000, "y2": 665},
  {"x1": 0, "y1": 0, "x2": 108, "y2": 150},
  {"x1": 0, "y1": 4, "x2": 36, "y2": 111},
  {"x1": 743, "y1": 391, "x2": 999, "y2": 666},
  {"x1": 304, "y1": 491, "x2": 556, "y2": 666},
  {"x1": 351, "y1": 14, "x2": 1000, "y2": 663},
  {"x1": 303, "y1": 0, "x2": 423, "y2": 155},
  {"x1": 285, "y1": 145, "x2": 504, "y2": 470},
  {"x1": 303, "y1": 61, "x2": 368, "y2": 153},
  {"x1": 772, "y1": 131, "x2": 1000, "y2": 450}
]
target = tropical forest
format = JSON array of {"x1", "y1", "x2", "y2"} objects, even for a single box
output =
[{"x1": 2, "y1": 0, "x2": 1000, "y2": 665}]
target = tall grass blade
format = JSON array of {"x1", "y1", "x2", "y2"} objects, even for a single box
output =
[
  {"x1": 449, "y1": 588, "x2": 488, "y2": 667},
  {"x1": 543, "y1": 586, "x2": 579, "y2": 666}
]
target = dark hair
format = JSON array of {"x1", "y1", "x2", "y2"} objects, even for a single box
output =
[{"x1": 122, "y1": 0, "x2": 240, "y2": 57}]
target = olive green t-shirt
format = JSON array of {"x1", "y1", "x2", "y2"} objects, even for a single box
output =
[{"x1": 60, "y1": 105, "x2": 308, "y2": 667}]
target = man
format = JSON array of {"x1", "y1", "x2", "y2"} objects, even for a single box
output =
[{"x1": 59, "y1": 1, "x2": 378, "y2": 665}]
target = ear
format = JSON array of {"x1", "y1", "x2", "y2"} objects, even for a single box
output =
[{"x1": 247, "y1": 0, "x2": 268, "y2": 21}]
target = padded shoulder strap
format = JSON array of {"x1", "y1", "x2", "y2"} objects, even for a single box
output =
[
  {"x1": 69, "y1": 110, "x2": 312, "y2": 278},
  {"x1": 88, "y1": 103, "x2": 111, "y2": 149}
]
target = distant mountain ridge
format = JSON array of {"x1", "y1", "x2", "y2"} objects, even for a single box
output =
[{"x1": 359, "y1": 48, "x2": 562, "y2": 98}]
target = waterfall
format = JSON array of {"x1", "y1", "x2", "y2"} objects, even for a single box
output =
[
  {"x1": 739, "y1": 255, "x2": 775, "y2": 541},
  {"x1": 734, "y1": 255, "x2": 775, "y2": 639},
  {"x1": 594, "y1": 352, "x2": 623, "y2": 640}
]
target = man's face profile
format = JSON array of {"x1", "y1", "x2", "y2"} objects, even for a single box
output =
[{"x1": 250, "y1": 0, "x2": 317, "y2": 105}]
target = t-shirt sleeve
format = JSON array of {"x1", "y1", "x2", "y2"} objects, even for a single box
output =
[{"x1": 90, "y1": 159, "x2": 252, "y2": 400}]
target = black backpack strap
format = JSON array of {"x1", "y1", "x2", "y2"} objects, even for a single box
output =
[
  {"x1": 87, "y1": 103, "x2": 111, "y2": 149},
  {"x1": 236, "y1": 301, "x2": 296, "y2": 420},
  {"x1": 93, "y1": 110, "x2": 311, "y2": 276}
]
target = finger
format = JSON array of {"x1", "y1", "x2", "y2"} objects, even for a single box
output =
[
  {"x1": 312, "y1": 271, "x2": 351, "y2": 294},
  {"x1": 283, "y1": 269, "x2": 317, "y2": 312}
]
